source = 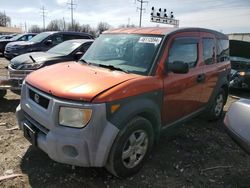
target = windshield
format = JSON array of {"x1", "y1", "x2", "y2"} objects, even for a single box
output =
[
  {"x1": 81, "y1": 34, "x2": 162, "y2": 75},
  {"x1": 29, "y1": 32, "x2": 51, "y2": 43},
  {"x1": 48, "y1": 40, "x2": 82, "y2": 55},
  {"x1": 10, "y1": 34, "x2": 23, "y2": 41}
]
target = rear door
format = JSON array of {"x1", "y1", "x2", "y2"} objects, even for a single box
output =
[{"x1": 162, "y1": 33, "x2": 204, "y2": 126}]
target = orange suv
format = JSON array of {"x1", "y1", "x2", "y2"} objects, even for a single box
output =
[{"x1": 16, "y1": 27, "x2": 230, "y2": 177}]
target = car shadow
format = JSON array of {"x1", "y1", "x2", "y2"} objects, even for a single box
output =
[
  {"x1": 20, "y1": 147, "x2": 111, "y2": 188},
  {"x1": 229, "y1": 88, "x2": 250, "y2": 99},
  {"x1": 19, "y1": 115, "x2": 250, "y2": 188},
  {"x1": 0, "y1": 97, "x2": 19, "y2": 113}
]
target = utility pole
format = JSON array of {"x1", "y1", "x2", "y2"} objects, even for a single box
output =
[
  {"x1": 25, "y1": 21, "x2": 27, "y2": 33},
  {"x1": 67, "y1": 0, "x2": 76, "y2": 30},
  {"x1": 63, "y1": 17, "x2": 66, "y2": 31},
  {"x1": 3, "y1": 11, "x2": 7, "y2": 26},
  {"x1": 40, "y1": 6, "x2": 47, "y2": 31},
  {"x1": 136, "y1": 0, "x2": 148, "y2": 27}
]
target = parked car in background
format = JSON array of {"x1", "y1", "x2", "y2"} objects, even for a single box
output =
[
  {"x1": 4, "y1": 31, "x2": 94, "y2": 59},
  {"x1": 16, "y1": 27, "x2": 230, "y2": 177},
  {"x1": 7, "y1": 39, "x2": 93, "y2": 90},
  {"x1": 224, "y1": 99, "x2": 250, "y2": 154},
  {"x1": 0, "y1": 34, "x2": 16, "y2": 40},
  {"x1": 230, "y1": 56, "x2": 250, "y2": 89},
  {"x1": 0, "y1": 33, "x2": 36, "y2": 54}
]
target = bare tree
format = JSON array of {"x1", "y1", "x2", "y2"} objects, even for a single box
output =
[
  {"x1": 67, "y1": 20, "x2": 82, "y2": 32},
  {"x1": 81, "y1": 24, "x2": 96, "y2": 37},
  {"x1": 119, "y1": 24, "x2": 136, "y2": 28},
  {"x1": 0, "y1": 12, "x2": 11, "y2": 27},
  {"x1": 46, "y1": 19, "x2": 65, "y2": 31},
  {"x1": 96, "y1": 22, "x2": 111, "y2": 36},
  {"x1": 29, "y1": 25, "x2": 42, "y2": 33}
]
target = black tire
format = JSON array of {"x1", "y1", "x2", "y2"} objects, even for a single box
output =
[
  {"x1": 207, "y1": 88, "x2": 225, "y2": 121},
  {"x1": 106, "y1": 116, "x2": 154, "y2": 177},
  {"x1": 0, "y1": 90, "x2": 7, "y2": 98}
]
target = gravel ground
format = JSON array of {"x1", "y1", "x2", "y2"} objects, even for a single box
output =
[{"x1": 0, "y1": 57, "x2": 250, "y2": 188}]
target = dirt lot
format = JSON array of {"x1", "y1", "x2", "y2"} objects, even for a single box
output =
[{"x1": 0, "y1": 57, "x2": 250, "y2": 188}]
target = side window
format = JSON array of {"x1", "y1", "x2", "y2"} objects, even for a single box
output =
[
  {"x1": 64, "y1": 34, "x2": 90, "y2": 41},
  {"x1": 79, "y1": 43, "x2": 92, "y2": 53},
  {"x1": 63, "y1": 34, "x2": 76, "y2": 41},
  {"x1": 27, "y1": 35, "x2": 34, "y2": 40},
  {"x1": 203, "y1": 38, "x2": 215, "y2": 65},
  {"x1": 50, "y1": 34, "x2": 63, "y2": 45},
  {"x1": 19, "y1": 36, "x2": 27, "y2": 41},
  {"x1": 168, "y1": 38, "x2": 198, "y2": 68},
  {"x1": 217, "y1": 39, "x2": 229, "y2": 63}
]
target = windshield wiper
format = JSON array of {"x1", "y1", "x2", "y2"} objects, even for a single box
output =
[
  {"x1": 29, "y1": 55, "x2": 36, "y2": 63},
  {"x1": 98, "y1": 64, "x2": 129, "y2": 73},
  {"x1": 78, "y1": 59, "x2": 92, "y2": 65}
]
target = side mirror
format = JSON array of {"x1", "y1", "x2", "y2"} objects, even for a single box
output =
[
  {"x1": 44, "y1": 40, "x2": 52, "y2": 46},
  {"x1": 74, "y1": 51, "x2": 84, "y2": 60},
  {"x1": 167, "y1": 61, "x2": 189, "y2": 74}
]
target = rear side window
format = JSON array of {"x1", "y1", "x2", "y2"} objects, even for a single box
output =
[
  {"x1": 49, "y1": 34, "x2": 63, "y2": 45},
  {"x1": 64, "y1": 34, "x2": 91, "y2": 41},
  {"x1": 217, "y1": 39, "x2": 229, "y2": 62},
  {"x1": 27, "y1": 35, "x2": 34, "y2": 40},
  {"x1": 168, "y1": 38, "x2": 198, "y2": 68},
  {"x1": 203, "y1": 38, "x2": 215, "y2": 65}
]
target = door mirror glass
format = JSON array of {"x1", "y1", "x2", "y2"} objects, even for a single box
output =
[
  {"x1": 167, "y1": 61, "x2": 189, "y2": 74},
  {"x1": 45, "y1": 40, "x2": 52, "y2": 46},
  {"x1": 74, "y1": 51, "x2": 84, "y2": 60}
]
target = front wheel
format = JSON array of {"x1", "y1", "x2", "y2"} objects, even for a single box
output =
[
  {"x1": 106, "y1": 116, "x2": 154, "y2": 177},
  {"x1": 207, "y1": 88, "x2": 226, "y2": 121}
]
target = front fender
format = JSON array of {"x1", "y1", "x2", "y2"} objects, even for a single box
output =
[{"x1": 106, "y1": 90, "x2": 163, "y2": 137}]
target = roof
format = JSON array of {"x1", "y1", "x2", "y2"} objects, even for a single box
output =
[
  {"x1": 40, "y1": 31, "x2": 94, "y2": 39},
  {"x1": 104, "y1": 27, "x2": 176, "y2": 35},
  {"x1": 65, "y1": 39, "x2": 94, "y2": 43},
  {"x1": 104, "y1": 27, "x2": 228, "y2": 39}
]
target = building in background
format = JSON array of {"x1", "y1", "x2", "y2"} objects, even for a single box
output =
[
  {"x1": 0, "y1": 26, "x2": 22, "y2": 35},
  {"x1": 228, "y1": 33, "x2": 250, "y2": 42}
]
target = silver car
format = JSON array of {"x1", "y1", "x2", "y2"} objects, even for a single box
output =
[{"x1": 224, "y1": 99, "x2": 250, "y2": 154}]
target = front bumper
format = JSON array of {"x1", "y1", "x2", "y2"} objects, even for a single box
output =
[
  {"x1": 16, "y1": 83, "x2": 119, "y2": 167},
  {"x1": 4, "y1": 50, "x2": 20, "y2": 59},
  {"x1": 0, "y1": 65, "x2": 33, "y2": 90}
]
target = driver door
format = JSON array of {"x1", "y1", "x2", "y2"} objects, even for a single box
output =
[{"x1": 162, "y1": 34, "x2": 204, "y2": 126}]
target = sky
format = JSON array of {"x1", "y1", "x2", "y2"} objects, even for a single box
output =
[{"x1": 0, "y1": 0, "x2": 250, "y2": 34}]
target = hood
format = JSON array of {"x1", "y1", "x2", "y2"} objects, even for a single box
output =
[
  {"x1": 0, "y1": 39, "x2": 11, "y2": 43},
  {"x1": 26, "y1": 62, "x2": 140, "y2": 101},
  {"x1": 231, "y1": 57, "x2": 250, "y2": 70},
  {"x1": 6, "y1": 41, "x2": 35, "y2": 47},
  {"x1": 11, "y1": 52, "x2": 61, "y2": 66}
]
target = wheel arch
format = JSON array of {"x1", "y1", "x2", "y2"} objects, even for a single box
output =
[{"x1": 107, "y1": 96, "x2": 162, "y2": 143}]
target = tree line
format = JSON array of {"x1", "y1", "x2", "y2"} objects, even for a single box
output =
[
  {"x1": 0, "y1": 11, "x2": 136, "y2": 37},
  {"x1": 0, "y1": 11, "x2": 11, "y2": 27},
  {"x1": 29, "y1": 19, "x2": 136, "y2": 37}
]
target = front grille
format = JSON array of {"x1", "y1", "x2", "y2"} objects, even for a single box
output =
[
  {"x1": 10, "y1": 64, "x2": 18, "y2": 69},
  {"x1": 29, "y1": 89, "x2": 50, "y2": 109}
]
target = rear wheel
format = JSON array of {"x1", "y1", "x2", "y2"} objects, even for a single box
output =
[
  {"x1": 207, "y1": 88, "x2": 225, "y2": 120},
  {"x1": 106, "y1": 116, "x2": 154, "y2": 177},
  {"x1": 0, "y1": 90, "x2": 7, "y2": 98}
]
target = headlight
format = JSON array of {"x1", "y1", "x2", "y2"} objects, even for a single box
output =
[
  {"x1": 59, "y1": 107, "x2": 92, "y2": 128},
  {"x1": 18, "y1": 63, "x2": 43, "y2": 70},
  {"x1": 239, "y1": 71, "x2": 246, "y2": 76}
]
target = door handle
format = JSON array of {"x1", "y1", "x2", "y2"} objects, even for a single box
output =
[{"x1": 197, "y1": 74, "x2": 205, "y2": 83}]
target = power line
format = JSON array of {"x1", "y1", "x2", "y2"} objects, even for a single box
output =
[
  {"x1": 67, "y1": 0, "x2": 77, "y2": 29},
  {"x1": 136, "y1": 0, "x2": 148, "y2": 27},
  {"x1": 40, "y1": 6, "x2": 47, "y2": 31}
]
